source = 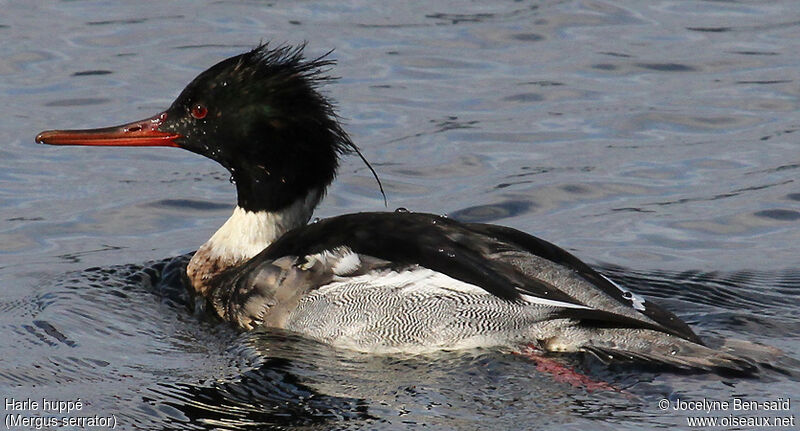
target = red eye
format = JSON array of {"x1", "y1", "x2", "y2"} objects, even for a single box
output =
[{"x1": 191, "y1": 104, "x2": 208, "y2": 119}]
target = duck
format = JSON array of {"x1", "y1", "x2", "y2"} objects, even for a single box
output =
[{"x1": 36, "y1": 43, "x2": 754, "y2": 371}]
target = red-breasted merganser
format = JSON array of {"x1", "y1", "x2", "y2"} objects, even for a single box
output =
[{"x1": 36, "y1": 44, "x2": 755, "y2": 371}]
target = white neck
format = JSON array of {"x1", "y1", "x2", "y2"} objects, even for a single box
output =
[{"x1": 187, "y1": 190, "x2": 321, "y2": 294}]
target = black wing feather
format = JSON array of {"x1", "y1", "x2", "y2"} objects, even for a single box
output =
[
  {"x1": 259, "y1": 212, "x2": 582, "y2": 304},
  {"x1": 255, "y1": 212, "x2": 700, "y2": 343},
  {"x1": 461, "y1": 222, "x2": 702, "y2": 344}
]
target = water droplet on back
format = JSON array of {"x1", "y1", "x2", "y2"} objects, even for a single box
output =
[{"x1": 436, "y1": 248, "x2": 456, "y2": 258}]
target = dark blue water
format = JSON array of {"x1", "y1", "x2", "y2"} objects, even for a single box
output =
[{"x1": 1, "y1": 1, "x2": 798, "y2": 429}]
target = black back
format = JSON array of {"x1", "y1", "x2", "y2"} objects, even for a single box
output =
[{"x1": 244, "y1": 212, "x2": 702, "y2": 343}]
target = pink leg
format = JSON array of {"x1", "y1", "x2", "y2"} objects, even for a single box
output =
[{"x1": 514, "y1": 345, "x2": 621, "y2": 393}]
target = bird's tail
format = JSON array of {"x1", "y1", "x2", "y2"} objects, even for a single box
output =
[{"x1": 542, "y1": 327, "x2": 782, "y2": 373}]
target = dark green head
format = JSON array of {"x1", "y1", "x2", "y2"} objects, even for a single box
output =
[
  {"x1": 163, "y1": 44, "x2": 353, "y2": 211},
  {"x1": 38, "y1": 44, "x2": 378, "y2": 212}
]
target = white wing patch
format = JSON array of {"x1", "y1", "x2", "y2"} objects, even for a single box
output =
[
  {"x1": 601, "y1": 274, "x2": 647, "y2": 311},
  {"x1": 331, "y1": 249, "x2": 361, "y2": 275},
  {"x1": 300, "y1": 246, "x2": 363, "y2": 276},
  {"x1": 519, "y1": 294, "x2": 591, "y2": 309},
  {"x1": 319, "y1": 267, "x2": 486, "y2": 296},
  {"x1": 319, "y1": 267, "x2": 591, "y2": 310}
]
